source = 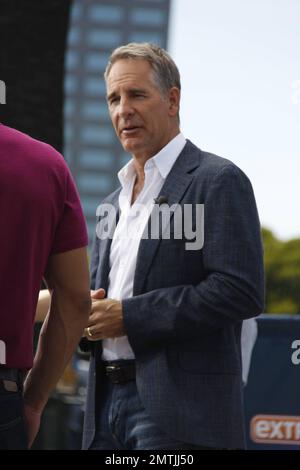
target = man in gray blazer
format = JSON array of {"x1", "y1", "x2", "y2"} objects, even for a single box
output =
[{"x1": 81, "y1": 42, "x2": 264, "y2": 450}]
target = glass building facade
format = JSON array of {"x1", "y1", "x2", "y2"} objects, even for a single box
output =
[{"x1": 64, "y1": 0, "x2": 171, "y2": 241}]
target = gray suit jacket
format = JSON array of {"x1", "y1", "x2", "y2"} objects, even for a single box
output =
[{"x1": 82, "y1": 140, "x2": 264, "y2": 449}]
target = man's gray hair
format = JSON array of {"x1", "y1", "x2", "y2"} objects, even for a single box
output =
[{"x1": 104, "y1": 42, "x2": 181, "y2": 96}]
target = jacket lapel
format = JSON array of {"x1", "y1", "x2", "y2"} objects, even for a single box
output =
[
  {"x1": 133, "y1": 140, "x2": 200, "y2": 295},
  {"x1": 97, "y1": 191, "x2": 120, "y2": 291}
]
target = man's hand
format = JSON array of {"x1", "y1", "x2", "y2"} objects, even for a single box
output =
[{"x1": 83, "y1": 289, "x2": 125, "y2": 341}]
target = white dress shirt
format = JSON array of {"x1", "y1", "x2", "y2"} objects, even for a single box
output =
[
  {"x1": 241, "y1": 318, "x2": 258, "y2": 385},
  {"x1": 102, "y1": 132, "x2": 186, "y2": 361}
]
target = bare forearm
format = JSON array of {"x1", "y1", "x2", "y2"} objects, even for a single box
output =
[
  {"x1": 24, "y1": 291, "x2": 91, "y2": 412},
  {"x1": 35, "y1": 289, "x2": 51, "y2": 323}
]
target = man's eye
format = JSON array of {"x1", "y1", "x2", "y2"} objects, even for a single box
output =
[{"x1": 109, "y1": 97, "x2": 119, "y2": 105}]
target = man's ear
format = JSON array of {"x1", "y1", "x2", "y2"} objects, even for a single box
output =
[{"x1": 168, "y1": 87, "x2": 180, "y2": 117}]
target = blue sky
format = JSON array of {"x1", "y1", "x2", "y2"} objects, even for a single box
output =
[{"x1": 169, "y1": 0, "x2": 300, "y2": 240}]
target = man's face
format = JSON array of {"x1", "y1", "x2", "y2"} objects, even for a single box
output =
[{"x1": 106, "y1": 59, "x2": 179, "y2": 161}]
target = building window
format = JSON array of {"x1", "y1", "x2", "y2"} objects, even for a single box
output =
[
  {"x1": 83, "y1": 77, "x2": 106, "y2": 97},
  {"x1": 65, "y1": 50, "x2": 79, "y2": 70},
  {"x1": 87, "y1": 5, "x2": 124, "y2": 23},
  {"x1": 64, "y1": 99, "x2": 76, "y2": 118},
  {"x1": 65, "y1": 123, "x2": 74, "y2": 141},
  {"x1": 86, "y1": 29, "x2": 122, "y2": 48},
  {"x1": 129, "y1": 31, "x2": 163, "y2": 45},
  {"x1": 80, "y1": 125, "x2": 115, "y2": 145},
  {"x1": 78, "y1": 173, "x2": 112, "y2": 193},
  {"x1": 70, "y1": 2, "x2": 83, "y2": 21},
  {"x1": 68, "y1": 27, "x2": 81, "y2": 46},
  {"x1": 130, "y1": 8, "x2": 166, "y2": 27},
  {"x1": 84, "y1": 52, "x2": 110, "y2": 72},
  {"x1": 81, "y1": 102, "x2": 110, "y2": 120},
  {"x1": 79, "y1": 150, "x2": 114, "y2": 170},
  {"x1": 65, "y1": 75, "x2": 79, "y2": 94},
  {"x1": 135, "y1": 0, "x2": 165, "y2": 3}
]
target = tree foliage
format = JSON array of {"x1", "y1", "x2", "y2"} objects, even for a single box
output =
[{"x1": 262, "y1": 228, "x2": 300, "y2": 314}]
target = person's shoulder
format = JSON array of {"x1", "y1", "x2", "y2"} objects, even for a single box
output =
[
  {"x1": 185, "y1": 139, "x2": 249, "y2": 182},
  {"x1": 0, "y1": 123, "x2": 66, "y2": 167},
  {"x1": 0, "y1": 123, "x2": 49, "y2": 151}
]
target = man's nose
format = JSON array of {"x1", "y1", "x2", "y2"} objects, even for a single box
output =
[{"x1": 118, "y1": 98, "x2": 134, "y2": 119}]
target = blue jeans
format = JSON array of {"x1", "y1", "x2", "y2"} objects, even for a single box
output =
[
  {"x1": 0, "y1": 386, "x2": 27, "y2": 450},
  {"x1": 90, "y1": 378, "x2": 211, "y2": 450}
]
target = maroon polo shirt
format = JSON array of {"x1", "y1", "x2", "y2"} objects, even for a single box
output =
[{"x1": 0, "y1": 124, "x2": 88, "y2": 368}]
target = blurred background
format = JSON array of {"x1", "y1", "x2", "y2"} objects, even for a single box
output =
[{"x1": 0, "y1": 0, "x2": 299, "y2": 450}]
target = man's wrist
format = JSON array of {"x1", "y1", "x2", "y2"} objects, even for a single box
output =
[{"x1": 23, "y1": 401, "x2": 43, "y2": 416}]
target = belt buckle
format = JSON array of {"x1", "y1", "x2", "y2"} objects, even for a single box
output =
[
  {"x1": 106, "y1": 364, "x2": 123, "y2": 384},
  {"x1": 3, "y1": 380, "x2": 18, "y2": 392},
  {"x1": 0, "y1": 379, "x2": 18, "y2": 392},
  {"x1": 106, "y1": 364, "x2": 120, "y2": 374}
]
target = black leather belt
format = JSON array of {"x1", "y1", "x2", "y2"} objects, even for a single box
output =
[
  {"x1": 0, "y1": 367, "x2": 23, "y2": 392},
  {"x1": 102, "y1": 360, "x2": 136, "y2": 384}
]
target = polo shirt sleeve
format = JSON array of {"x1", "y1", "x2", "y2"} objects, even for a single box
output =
[{"x1": 50, "y1": 168, "x2": 88, "y2": 255}]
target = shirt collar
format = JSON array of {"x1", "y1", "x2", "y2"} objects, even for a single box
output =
[
  {"x1": 117, "y1": 132, "x2": 186, "y2": 188},
  {"x1": 118, "y1": 158, "x2": 136, "y2": 189}
]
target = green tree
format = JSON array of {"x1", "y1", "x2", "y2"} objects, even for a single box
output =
[{"x1": 262, "y1": 228, "x2": 300, "y2": 314}]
